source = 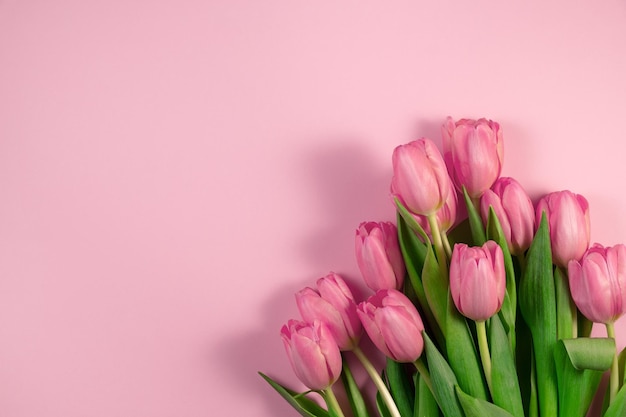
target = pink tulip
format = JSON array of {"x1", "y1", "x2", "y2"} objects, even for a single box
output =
[
  {"x1": 414, "y1": 180, "x2": 458, "y2": 235},
  {"x1": 391, "y1": 138, "x2": 451, "y2": 216},
  {"x1": 357, "y1": 289, "x2": 424, "y2": 362},
  {"x1": 295, "y1": 272, "x2": 362, "y2": 350},
  {"x1": 536, "y1": 190, "x2": 590, "y2": 268},
  {"x1": 568, "y1": 244, "x2": 626, "y2": 324},
  {"x1": 480, "y1": 177, "x2": 535, "y2": 255},
  {"x1": 355, "y1": 222, "x2": 405, "y2": 291},
  {"x1": 450, "y1": 241, "x2": 506, "y2": 321},
  {"x1": 280, "y1": 319, "x2": 342, "y2": 390},
  {"x1": 442, "y1": 116, "x2": 504, "y2": 199}
]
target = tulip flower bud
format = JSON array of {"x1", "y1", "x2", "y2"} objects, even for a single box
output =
[
  {"x1": 536, "y1": 190, "x2": 590, "y2": 268},
  {"x1": 391, "y1": 138, "x2": 451, "y2": 216},
  {"x1": 450, "y1": 241, "x2": 506, "y2": 322},
  {"x1": 280, "y1": 319, "x2": 342, "y2": 390},
  {"x1": 414, "y1": 180, "x2": 458, "y2": 235},
  {"x1": 357, "y1": 289, "x2": 424, "y2": 363},
  {"x1": 355, "y1": 222, "x2": 405, "y2": 291},
  {"x1": 568, "y1": 244, "x2": 626, "y2": 324},
  {"x1": 442, "y1": 116, "x2": 504, "y2": 199},
  {"x1": 295, "y1": 272, "x2": 362, "y2": 350},
  {"x1": 480, "y1": 177, "x2": 535, "y2": 255}
]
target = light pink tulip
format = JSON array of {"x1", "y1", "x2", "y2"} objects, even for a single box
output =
[
  {"x1": 536, "y1": 190, "x2": 590, "y2": 268},
  {"x1": 357, "y1": 289, "x2": 424, "y2": 363},
  {"x1": 280, "y1": 319, "x2": 342, "y2": 390},
  {"x1": 391, "y1": 138, "x2": 451, "y2": 216},
  {"x1": 450, "y1": 241, "x2": 506, "y2": 322},
  {"x1": 568, "y1": 244, "x2": 626, "y2": 324},
  {"x1": 442, "y1": 116, "x2": 504, "y2": 199},
  {"x1": 295, "y1": 273, "x2": 362, "y2": 350},
  {"x1": 355, "y1": 222, "x2": 405, "y2": 291},
  {"x1": 480, "y1": 177, "x2": 535, "y2": 255},
  {"x1": 414, "y1": 180, "x2": 458, "y2": 235}
]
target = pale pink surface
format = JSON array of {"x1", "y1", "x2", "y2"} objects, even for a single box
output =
[{"x1": 1, "y1": 1, "x2": 626, "y2": 416}]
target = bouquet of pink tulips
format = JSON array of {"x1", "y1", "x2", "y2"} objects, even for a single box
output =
[{"x1": 260, "y1": 117, "x2": 626, "y2": 417}]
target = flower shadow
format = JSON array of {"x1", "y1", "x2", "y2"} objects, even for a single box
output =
[
  {"x1": 211, "y1": 277, "x2": 312, "y2": 415},
  {"x1": 296, "y1": 139, "x2": 394, "y2": 274}
]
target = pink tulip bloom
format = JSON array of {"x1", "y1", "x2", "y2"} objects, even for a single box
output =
[
  {"x1": 442, "y1": 116, "x2": 504, "y2": 199},
  {"x1": 568, "y1": 244, "x2": 626, "y2": 324},
  {"x1": 414, "y1": 180, "x2": 458, "y2": 235},
  {"x1": 536, "y1": 190, "x2": 590, "y2": 268},
  {"x1": 355, "y1": 222, "x2": 405, "y2": 291},
  {"x1": 450, "y1": 241, "x2": 506, "y2": 322},
  {"x1": 295, "y1": 272, "x2": 362, "y2": 350},
  {"x1": 280, "y1": 319, "x2": 342, "y2": 390},
  {"x1": 391, "y1": 138, "x2": 451, "y2": 216},
  {"x1": 480, "y1": 177, "x2": 535, "y2": 255},
  {"x1": 357, "y1": 289, "x2": 424, "y2": 363}
]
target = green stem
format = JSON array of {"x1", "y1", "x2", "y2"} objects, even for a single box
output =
[
  {"x1": 441, "y1": 229, "x2": 452, "y2": 258},
  {"x1": 353, "y1": 347, "x2": 402, "y2": 417},
  {"x1": 427, "y1": 214, "x2": 448, "y2": 277},
  {"x1": 414, "y1": 357, "x2": 433, "y2": 393},
  {"x1": 322, "y1": 387, "x2": 346, "y2": 417},
  {"x1": 607, "y1": 322, "x2": 620, "y2": 404},
  {"x1": 476, "y1": 320, "x2": 493, "y2": 394}
]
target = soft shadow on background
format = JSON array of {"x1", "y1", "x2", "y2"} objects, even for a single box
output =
[
  {"x1": 298, "y1": 140, "x2": 393, "y2": 272},
  {"x1": 218, "y1": 139, "x2": 395, "y2": 415}
]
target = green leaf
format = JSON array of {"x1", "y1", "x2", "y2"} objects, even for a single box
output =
[
  {"x1": 377, "y1": 389, "x2": 393, "y2": 417},
  {"x1": 386, "y1": 359, "x2": 415, "y2": 417},
  {"x1": 445, "y1": 293, "x2": 488, "y2": 401},
  {"x1": 561, "y1": 337, "x2": 615, "y2": 371},
  {"x1": 462, "y1": 187, "x2": 486, "y2": 246},
  {"x1": 486, "y1": 207, "x2": 517, "y2": 351},
  {"x1": 554, "y1": 338, "x2": 614, "y2": 417},
  {"x1": 397, "y1": 211, "x2": 428, "y2": 280},
  {"x1": 455, "y1": 386, "x2": 516, "y2": 417},
  {"x1": 489, "y1": 315, "x2": 524, "y2": 417},
  {"x1": 395, "y1": 197, "x2": 431, "y2": 245},
  {"x1": 397, "y1": 212, "x2": 443, "y2": 346},
  {"x1": 554, "y1": 266, "x2": 575, "y2": 340},
  {"x1": 422, "y1": 245, "x2": 448, "y2": 336},
  {"x1": 259, "y1": 372, "x2": 330, "y2": 417},
  {"x1": 423, "y1": 332, "x2": 465, "y2": 417},
  {"x1": 604, "y1": 384, "x2": 626, "y2": 417},
  {"x1": 340, "y1": 359, "x2": 371, "y2": 417},
  {"x1": 518, "y1": 213, "x2": 558, "y2": 417},
  {"x1": 415, "y1": 373, "x2": 440, "y2": 417}
]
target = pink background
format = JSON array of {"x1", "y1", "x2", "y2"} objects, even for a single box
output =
[{"x1": 1, "y1": 1, "x2": 626, "y2": 416}]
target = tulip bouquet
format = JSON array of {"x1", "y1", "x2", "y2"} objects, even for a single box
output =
[{"x1": 260, "y1": 117, "x2": 626, "y2": 417}]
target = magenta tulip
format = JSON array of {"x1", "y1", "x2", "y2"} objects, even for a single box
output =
[
  {"x1": 355, "y1": 222, "x2": 405, "y2": 291},
  {"x1": 480, "y1": 177, "x2": 535, "y2": 255},
  {"x1": 442, "y1": 117, "x2": 504, "y2": 199},
  {"x1": 280, "y1": 319, "x2": 342, "y2": 390},
  {"x1": 391, "y1": 138, "x2": 451, "y2": 216},
  {"x1": 450, "y1": 241, "x2": 506, "y2": 321},
  {"x1": 357, "y1": 289, "x2": 424, "y2": 362},
  {"x1": 568, "y1": 244, "x2": 626, "y2": 324},
  {"x1": 295, "y1": 272, "x2": 362, "y2": 350},
  {"x1": 536, "y1": 190, "x2": 590, "y2": 268}
]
